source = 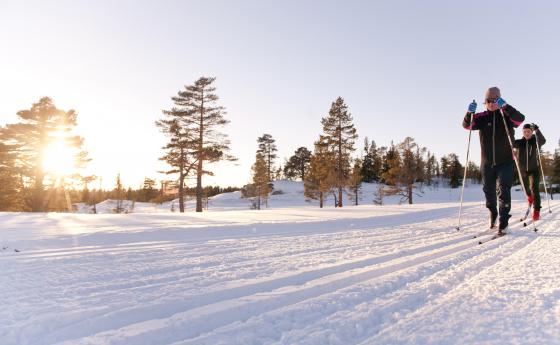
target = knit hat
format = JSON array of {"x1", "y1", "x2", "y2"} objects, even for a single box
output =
[{"x1": 484, "y1": 87, "x2": 501, "y2": 103}]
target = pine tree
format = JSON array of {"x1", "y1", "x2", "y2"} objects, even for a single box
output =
[
  {"x1": 466, "y1": 161, "x2": 482, "y2": 183},
  {"x1": 381, "y1": 142, "x2": 400, "y2": 186},
  {"x1": 443, "y1": 153, "x2": 463, "y2": 188},
  {"x1": 552, "y1": 140, "x2": 560, "y2": 186},
  {"x1": 360, "y1": 137, "x2": 376, "y2": 182},
  {"x1": 381, "y1": 138, "x2": 426, "y2": 204},
  {"x1": 425, "y1": 152, "x2": 436, "y2": 186},
  {"x1": 305, "y1": 141, "x2": 335, "y2": 208},
  {"x1": 320, "y1": 97, "x2": 357, "y2": 207},
  {"x1": 284, "y1": 147, "x2": 312, "y2": 180},
  {"x1": 256, "y1": 134, "x2": 278, "y2": 182},
  {"x1": 398, "y1": 137, "x2": 426, "y2": 204},
  {"x1": 160, "y1": 77, "x2": 235, "y2": 213},
  {"x1": 347, "y1": 158, "x2": 363, "y2": 205},
  {"x1": 140, "y1": 177, "x2": 158, "y2": 202},
  {"x1": 0, "y1": 140, "x2": 24, "y2": 211},
  {"x1": 1, "y1": 97, "x2": 88, "y2": 212},
  {"x1": 274, "y1": 165, "x2": 283, "y2": 181},
  {"x1": 251, "y1": 153, "x2": 270, "y2": 209},
  {"x1": 157, "y1": 102, "x2": 197, "y2": 212},
  {"x1": 440, "y1": 156, "x2": 450, "y2": 179},
  {"x1": 114, "y1": 173, "x2": 124, "y2": 213},
  {"x1": 80, "y1": 175, "x2": 96, "y2": 204}
]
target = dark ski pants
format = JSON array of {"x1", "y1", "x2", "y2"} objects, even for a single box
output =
[
  {"x1": 522, "y1": 171, "x2": 541, "y2": 211},
  {"x1": 482, "y1": 162, "x2": 514, "y2": 224}
]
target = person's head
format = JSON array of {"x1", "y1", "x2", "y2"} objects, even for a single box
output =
[
  {"x1": 522, "y1": 124, "x2": 533, "y2": 139},
  {"x1": 484, "y1": 86, "x2": 501, "y2": 111}
]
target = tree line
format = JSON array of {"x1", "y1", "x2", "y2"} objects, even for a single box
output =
[{"x1": 2, "y1": 78, "x2": 560, "y2": 212}]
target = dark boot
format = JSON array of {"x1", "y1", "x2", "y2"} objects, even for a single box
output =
[{"x1": 498, "y1": 214, "x2": 511, "y2": 234}]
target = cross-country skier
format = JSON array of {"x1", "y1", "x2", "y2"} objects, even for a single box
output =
[
  {"x1": 514, "y1": 123, "x2": 546, "y2": 221},
  {"x1": 462, "y1": 87, "x2": 525, "y2": 233}
]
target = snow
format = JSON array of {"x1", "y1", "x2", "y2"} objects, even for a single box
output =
[
  {"x1": 1, "y1": 181, "x2": 559, "y2": 344},
  {"x1": 75, "y1": 179, "x2": 491, "y2": 213}
]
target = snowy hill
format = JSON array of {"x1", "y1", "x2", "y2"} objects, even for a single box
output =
[
  {"x1": 76, "y1": 179, "x2": 516, "y2": 214},
  {"x1": 1, "y1": 191, "x2": 559, "y2": 344}
]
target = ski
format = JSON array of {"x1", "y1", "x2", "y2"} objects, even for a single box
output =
[
  {"x1": 472, "y1": 228, "x2": 497, "y2": 239},
  {"x1": 522, "y1": 218, "x2": 538, "y2": 232},
  {"x1": 478, "y1": 231, "x2": 507, "y2": 245}
]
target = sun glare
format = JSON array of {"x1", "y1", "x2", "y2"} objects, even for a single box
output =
[{"x1": 42, "y1": 133, "x2": 76, "y2": 177}]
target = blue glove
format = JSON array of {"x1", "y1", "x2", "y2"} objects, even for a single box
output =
[
  {"x1": 467, "y1": 100, "x2": 477, "y2": 113},
  {"x1": 496, "y1": 97, "x2": 507, "y2": 108}
]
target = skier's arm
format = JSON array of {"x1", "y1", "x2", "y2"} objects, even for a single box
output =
[
  {"x1": 513, "y1": 139, "x2": 522, "y2": 149},
  {"x1": 502, "y1": 104, "x2": 525, "y2": 127},
  {"x1": 535, "y1": 128, "x2": 546, "y2": 147},
  {"x1": 462, "y1": 112, "x2": 483, "y2": 130}
]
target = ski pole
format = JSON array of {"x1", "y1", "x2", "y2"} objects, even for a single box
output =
[
  {"x1": 535, "y1": 131, "x2": 552, "y2": 213},
  {"x1": 499, "y1": 108, "x2": 530, "y2": 218},
  {"x1": 456, "y1": 101, "x2": 475, "y2": 231}
]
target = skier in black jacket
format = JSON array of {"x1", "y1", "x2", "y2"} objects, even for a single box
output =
[
  {"x1": 514, "y1": 123, "x2": 546, "y2": 220},
  {"x1": 462, "y1": 87, "x2": 525, "y2": 232}
]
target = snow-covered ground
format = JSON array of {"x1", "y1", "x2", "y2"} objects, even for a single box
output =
[{"x1": 1, "y1": 182, "x2": 560, "y2": 344}]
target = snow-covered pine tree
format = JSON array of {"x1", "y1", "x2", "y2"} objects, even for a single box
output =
[
  {"x1": 256, "y1": 134, "x2": 278, "y2": 183},
  {"x1": 284, "y1": 147, "x2": 312, "y2": 181},
  {"x1": 320, "y1": 97, "x2": 357, "y2": 207}
]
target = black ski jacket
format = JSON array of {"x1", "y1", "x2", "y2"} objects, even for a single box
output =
[
  {"x1": 513, "y1": 130, "x2": 546, "y2": 174},
  {"x1": 462, "y1": 105, "x2": 525, "y2": 166}
]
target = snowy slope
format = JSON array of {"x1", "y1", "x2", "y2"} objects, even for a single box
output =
[{"x1": 1, "y1": 191, "x2": 559, "y2": 344}]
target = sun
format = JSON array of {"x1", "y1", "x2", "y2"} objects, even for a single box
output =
[{"x1": 42, "y1": 132, "x2": 77, "y2": 177}]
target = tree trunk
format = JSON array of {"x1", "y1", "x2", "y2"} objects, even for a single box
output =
[
  {"x1": 408, "y1": 184, "x2": 413, "y2": 204},
  {"x1": 319, "y1": 191, "x2": 323, "y2": 208},
  {"x1": 179, "y1": 171, "x2": 185, "y2": 213},
  {"x1": 196, "y1": 99, "x2": 204, "y2": 212}
]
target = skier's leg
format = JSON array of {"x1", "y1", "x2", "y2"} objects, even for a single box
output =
[
  {"x1": 497, "y1": 162, "x2": 514, "y2": 226},
  {"x1": 532, "y1": 172, "x2": 541, "y2": 211},
  {"x1": 482, "y1": 164, "x2": 498, "y2": 216},
  {"x1": 522, "y1": 173, "x2": 531, "y2": 198}
]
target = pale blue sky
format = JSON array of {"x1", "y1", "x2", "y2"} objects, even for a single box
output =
[{"x1": 1, "y1": 0, "x2": 559, "y2": 188}]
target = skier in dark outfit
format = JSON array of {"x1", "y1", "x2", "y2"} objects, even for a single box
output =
[
  {"x1": 514, "y1": 123, "x2": 546, "y2": 221},
  {"x1": 462, "y1": 87, "x2": 525, "y2": 232}
]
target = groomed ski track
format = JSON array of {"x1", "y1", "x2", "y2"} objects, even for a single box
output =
[{"x1": 1, "y1": 201, "x2": 559, "y2": 345}]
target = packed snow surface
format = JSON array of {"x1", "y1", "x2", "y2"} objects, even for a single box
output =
[{"x1": 1, "y1": 181, "x2": 560, "y2": 344}]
